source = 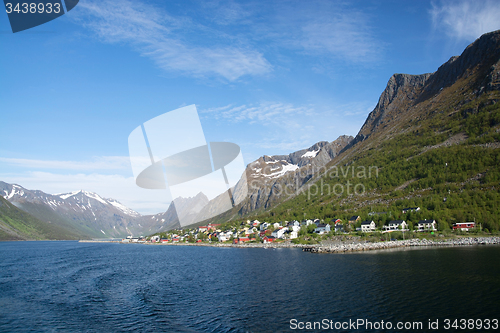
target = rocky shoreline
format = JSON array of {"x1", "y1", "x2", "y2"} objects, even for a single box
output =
[{"x1": 305, "y1": 237, "x2": 500, "y2": 253}]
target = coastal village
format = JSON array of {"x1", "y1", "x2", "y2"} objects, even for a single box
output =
[{"x1": 122, "y1": 206, "x2": 479, "y2": 245}]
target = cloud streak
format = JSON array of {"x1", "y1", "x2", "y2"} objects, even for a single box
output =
[
  {"x1": 74, "y1": 0, "x2": 271, "y2": 81},
  {"x1": 202, "y1": 102, "x2": 315, "y2": 124},
  {"x1": 72, "y1": 0, "x2": 383, "y2": 81},
  {"x1": 430, "y1": 0, "x2": 500, "y2": 40},
  {"x1": 0, "y1": 156, "x2": 131, "y2": 171}
]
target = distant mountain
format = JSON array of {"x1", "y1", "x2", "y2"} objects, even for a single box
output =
[
  {"x1": 149, "y1": 193, "x2": 209, "y2": 231},
  {"x1": 173, "y1": 135, "x2": 353, "y2": 229},
  {"x1": 238, "y1": 135, "x2": 353, "y2": 213},
  {"x1": 0, "y1": 182, "x2": 156, "y2": 238}
]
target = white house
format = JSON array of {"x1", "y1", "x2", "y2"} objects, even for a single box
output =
[
  {"x1": 314, "y1": 224, "x2": 331, "y2": 234},
  {"x1": 402, "y1": 207, "x2": 420, "y2": 214},
  {"x1": 260, "y1": 222, "x2": 270, "y2": 231},
  {"x1": 417, "y1": 219, "x2": 437, "y2": 232},
  {"x1": 217, "y1": 233, "x2": 229, "y2": 242},
  {"x1": 361, "y1": 220, "x2": 376, "y2": 232},
  {"x1": 384, "y1": 220, "x2": 408, "y2": 231},
  {"x1": 271, "y1": 227, "x2": 288, "y2": 239},
  {"x1": 273, "y1": 222, "x2": 281, "y2": 229}
]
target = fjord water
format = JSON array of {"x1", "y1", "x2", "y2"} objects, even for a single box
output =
[{"x1": 1, "y1": 242, "x2": 499, "y2": 332}]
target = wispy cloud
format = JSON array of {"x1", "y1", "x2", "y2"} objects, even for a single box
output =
[
  {"x1": 430, "y1": 0, "x2": 500, "y2": 40},
  {"x1": 72, "y1": 0, "x2": 382, "y2": 81},
  {"x1": 298, "y1": 12, "x2": 380, "y2": 62},
  {"x1": 201, "y1": 102, "x2": 315, "y2": 124},
  {"x1": 0, "y1": 156, "x2": 131, "y2": 171},
  {"x1": 74, "y1": 0, "x2": 271, "y2": 81},
  {"x1": 264, "y1": 1, "x2": 382, "y2": 64},
  {"x1": 201, "y1": 100, "x2": 367, "y2": 160}
]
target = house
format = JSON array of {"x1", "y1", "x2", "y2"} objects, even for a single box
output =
[
  {"x1": 234, "y1": 237, "x2": 250, "y2": 244},
  {"x1": 273, "y1": 222, "x2": 281, "y2": 229},
  {"x1": 313, "y1": 219, "x2": 321, "y2": 226},
  {"x1": 207, "y1": 223, "x2": 220, "y2": 231},
  {"x1": 263, "y1": 236, "x2": 276, "y2": 243},
  {"x1": 361, "y1": 220, "x2": 376, "y2": 232},
  {"x1": 251, "y1": 220, "x2": 260, "y2": 227},
  {"x1": 384, "y1": 220, "x2": 408, "y2": 231},
  {"x1": 150, "y1": 235, "x2": 160, "y2": 242},
  {"x1": 417, "y1": 219, "x2": 437, "y2": 232},
  {"x1": 453, "y1": 222, "x2": 476, "y2": 231},
  {"x1": 402, "y1": 207, "x2": 420, "y2": 214},
  {"x1": 246, "y1": 227, "x2": 257, "y2": 235},
  {"x1": 260, "y1": 222, "x2": 270, "y2": 231},
  {"x1": 302, "y1": 219, "x2": 314, "y2": 226},
  {"x1": 289, "y1": 230, "x2": 298, "y2": 239},
  {"x1": 160, "y1": 239, "x2": 170, "y2": 243},
  {"x1": 314, "y1": 224, "x2": 331, "y2": 234},
  {"x1": 334, "y1": 224, "x2": 344, "y2": 233},
  {"x1": 217, "y1": 233, "x2": 229, "y2": 242},
  {"x1": 198, "y1": 226, "x2": 208, "y2": 233},
  {"x1": 331, "y1": 218, "x2": 342, "y2": 225},
  {"x1": 259, "y1": 230, "x2": 267, "y2": 238},
  {"x1": 271, "y1": 227, "x2": 287, "y2": 239},
  {"x1": 348, "y1": 216, "x2": 361, "y2": 224}
]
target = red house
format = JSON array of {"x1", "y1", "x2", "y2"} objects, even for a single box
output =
[
  {"x1": 263, "y1": 236, "x2": 275, "y2": 243},
  {"x1": 453, "y1": 222, "x2": 476, "y2": 231},
  {"x1": 234, "y1": 237, "x2": 250, "y2": 244}
]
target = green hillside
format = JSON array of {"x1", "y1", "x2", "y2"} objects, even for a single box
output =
[
  {"x1": 186, "y1": 31, "x2": 500, "y2": 235},
  {"x1": 0, "y1": 196, "x2": 87, "y2": 240},
  {"x1": 247, "y1": 42, "x2": 500, "y2": 231},
  {"x1": 255, "y1": 95, "x2": 500, "y2": 232}
]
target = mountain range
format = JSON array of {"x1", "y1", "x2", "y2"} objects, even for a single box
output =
[
  {"x1": 2, "y1": 30, "x2": 500, "y2": 239},
  {"x1": 0, "y1": 135, "x2": 343, "y2": 239}
]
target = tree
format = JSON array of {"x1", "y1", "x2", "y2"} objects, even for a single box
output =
[{"x1": 307, "y1": 224, "x2": 317, "y2": 234}]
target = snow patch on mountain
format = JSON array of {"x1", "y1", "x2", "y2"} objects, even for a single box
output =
[
  {"x1": 57, "y1": 191, "x2": 81, "y2": 200},
  {"x1": 5, "y1": 185, "x2": 24, "y2": 200},
  {"x1": 107, "y1": 199, "x2": 141, "y2": 217},
  {"x1": 262, "y1": 163, "x2": 299, "y2": 178},
  {"x1": 301, "y1": 149, "x2": 319, "y2": 158}
]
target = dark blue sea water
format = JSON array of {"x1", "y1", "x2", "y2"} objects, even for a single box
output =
[{"x1": 0, "y1": 242, "x2": 499, "y2": 332}]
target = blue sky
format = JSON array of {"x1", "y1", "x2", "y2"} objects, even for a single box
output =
[{"x1": 1, "y1": 0, "x2": 500, "y2": 214}]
